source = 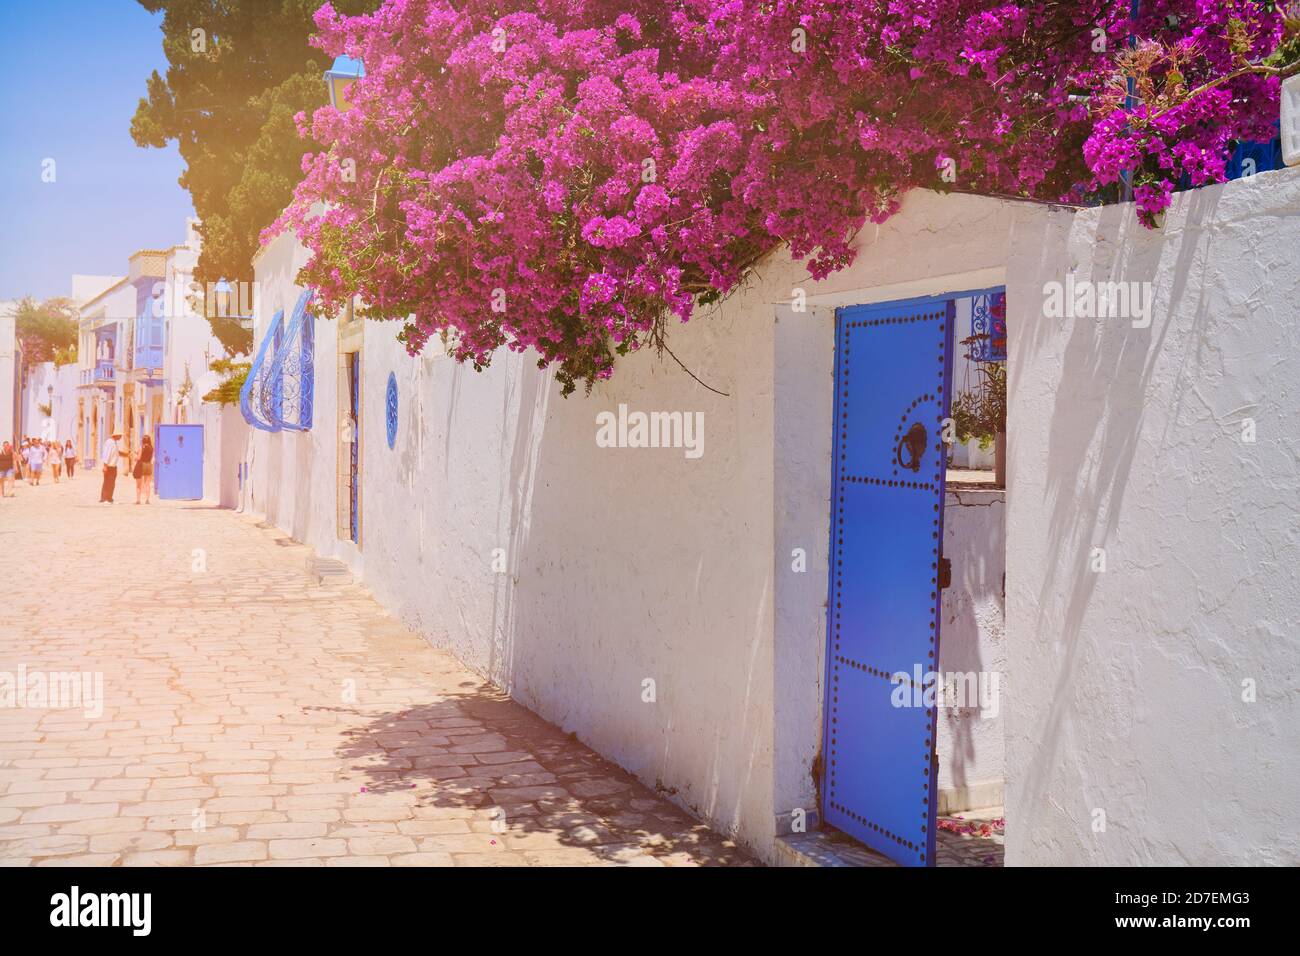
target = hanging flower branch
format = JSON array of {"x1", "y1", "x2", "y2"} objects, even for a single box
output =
[{"x1": 271, "y1": 0, "x2": 1295, "y2": 393}]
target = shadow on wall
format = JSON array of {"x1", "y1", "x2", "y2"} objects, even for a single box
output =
[
  {"x1": 938, "y1": 546, "x2": 996, "y2": 794},
  {"x1": 399, "y1": 307, "x2": 774, "y2": 850},
  {"x1": 1015, "y1": 185, "x2": 1224, "y2": 817}
]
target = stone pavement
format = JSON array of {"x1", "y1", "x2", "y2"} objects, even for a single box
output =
[
  {"x1": 778, "y1": 808, "x2": 1003, "y2": 867},
  {"x1": 0, "y1": 476, "x2": 751, "y2": 866},
  {"x1": 935, "y1": 808, "x2": 1004, "y2": 867}
]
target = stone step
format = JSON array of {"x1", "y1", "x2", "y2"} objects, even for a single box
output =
[{"x1": 307, "y1": 556, "x2": 352, "y2": 586}]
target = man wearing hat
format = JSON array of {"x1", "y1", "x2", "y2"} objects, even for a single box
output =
[{"x1": 100, "y1": 429, "x2": 123, "y2": 504}]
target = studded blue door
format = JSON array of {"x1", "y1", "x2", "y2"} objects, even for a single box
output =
[
  {"x1": 156, "y1": 424, "x2": 204, "y2": 500},
  {"x1": 822, "y1": 295, "x2": 956, "y2": 867},
  {"x1": 348, "y1": 352, "x2": 360, "y2": 543}
]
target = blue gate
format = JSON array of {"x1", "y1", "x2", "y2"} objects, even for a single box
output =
[
  {"x1": 822, "y1": 294, "x2": 957, "y2": 867},
  {"x1": 348, "y1": 353, "x2": 360, "y2": 543},
  {"x1": 156, "y1": 424, "x2": 204, "y2": 500}
]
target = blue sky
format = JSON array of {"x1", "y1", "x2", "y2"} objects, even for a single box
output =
[{"x1": 0, "y1": 0, "x2": 195, "y2": 302}]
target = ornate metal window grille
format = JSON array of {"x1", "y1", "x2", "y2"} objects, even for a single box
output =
[
  {"x1": 240, "y1": 289, "x2": 316, "y2": 433},
  {"x1": 385, "y1": 372, "x2": 398, "y2": 449},
  {"x1": 267, "y1": 290, "x2": 315, "y2": 431},
  {"x1": 240, "y1": 308, "x2": 284, "y2": 432},
  {"x1": 968, "y1": 291, "x2": 1007, "y2": 362}
]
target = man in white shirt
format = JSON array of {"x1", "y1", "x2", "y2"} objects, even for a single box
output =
[{"x1": 100, "y1": 430, "x2": 122, "y2": 504}]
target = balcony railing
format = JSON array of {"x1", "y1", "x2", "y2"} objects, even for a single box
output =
[{"x1": 80, "y1": 360, "x2": 116, "y2": 385}]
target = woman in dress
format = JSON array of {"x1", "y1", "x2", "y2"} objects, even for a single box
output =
[
  {"x1": 47, "y1": 440, "x2": 63, "y2": 482},
  {"x1": 134, "y1": 434, "x2": 155, "y2": 504}
]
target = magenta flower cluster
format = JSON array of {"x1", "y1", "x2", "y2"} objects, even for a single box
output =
[{"x1": 273, "y1": 0, "x2": 1287, "y2": 392}]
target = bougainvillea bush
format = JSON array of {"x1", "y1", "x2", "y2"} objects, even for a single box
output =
[{"x1": 273, "y1": 0, "x2": 1299, "y2": 394}]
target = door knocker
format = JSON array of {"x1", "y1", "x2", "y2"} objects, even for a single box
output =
[{"x1": 896, "y1": 422, "x2": 927, "y2": 473}]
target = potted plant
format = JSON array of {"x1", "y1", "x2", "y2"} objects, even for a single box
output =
[{"x1": 949, "y1": 361, "x2": 1006, "y2": 487}]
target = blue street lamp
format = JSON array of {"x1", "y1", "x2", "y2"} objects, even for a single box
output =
[{"x1": 325, "y1": 55, "x2": 365, "y2": 112}]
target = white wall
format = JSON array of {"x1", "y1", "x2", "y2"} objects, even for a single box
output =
[
  {"x1": 1005, "y1": 167, "x2": 1300, "y2": 865},
  {"x1": 244, "y1": 231, "x2": 342, "y2": 556},
  {"x1": 246, "y1": 225, "x2": 782, "y2": 856},
  {"x1": 937, "y1": 489, "x2": 1006, "y2": 808},
  {"x1": 366, "y1": 303, "x2": 778, "y2": 852},
  {"x1": 163, "y1": 234, "x2": 224, "y2": 424},
  {"x1": 199, "y1": 402, "x2": 251, "y2": 509},
  {"x1": 0, "y1": 309, "x2": 17, "y2": 445},
  {"x1": 22, "y1": 361, "x2": 78, "y2": 443}
]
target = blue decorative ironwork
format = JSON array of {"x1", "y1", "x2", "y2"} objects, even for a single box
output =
[
  {"x1": 385, "y1": 372, "x2": 398, "y2": 449},
  {"x1": 240, "y1": 309, "x2": 284, "y2": 432},
  {"x1": 968, "y1": 291, "x2": 1007, "y2": 362},
  {"x1": 239, "y1": 290, "x2": 316, "y2": 433},
  {"x1": 266, "y1": 290, "x2": 315, "y2": 431}
]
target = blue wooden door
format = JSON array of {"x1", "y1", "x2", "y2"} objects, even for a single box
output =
[
  {"x1": 156, "y1": 424, "x2": 204, "y2": 500},
  {"x1": 822, "y1": 295, "x2": 956, "y2": 867},
  {"x1": 348, "y1": 352, "x2": 360, "y2": 543}
]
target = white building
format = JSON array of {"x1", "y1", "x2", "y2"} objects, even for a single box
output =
[
  {"x1": 74, "y1": 275, "x2": 133, "y2": 467},
  {"x1": 0, "y1": 301, "x2": 21, "y2": 445},
  {"x1": 71, "y1": 220, "x2": 224, "y2": 467},
  {"x1": 226, "y1": 165, "x2": 1300, "y2": 866},
  {"x1": 21, "y1": 361, "x2": 78, "y2": 445}
]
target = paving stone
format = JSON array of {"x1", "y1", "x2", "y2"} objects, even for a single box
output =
[{"x1": 0, "y1": 480, "x2": 749, "y2": 868}]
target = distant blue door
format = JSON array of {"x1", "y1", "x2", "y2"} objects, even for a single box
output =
[
  {"x1": 156, "y1": 424, "x2": 203, "y2": 500},
  {"x1": 822, "y1": 294, "x2": 956, "y2": 867}
]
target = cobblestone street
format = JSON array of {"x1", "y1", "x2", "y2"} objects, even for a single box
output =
[{"x1": 0, "y1": 477, "x2": 750, "y2": 866}]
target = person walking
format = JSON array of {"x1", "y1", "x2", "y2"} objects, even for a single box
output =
[
  {"x1": 63, "y1": 439, "x2": 76, "y2": 478},
  {"x1": 26, "y1": 439, "x2": 46, "y2": 486},
  {"x1": 134, "y1": 434, "x2": 155, "y2": 504},
  {"x1": 100, "y1": 430, "x2": 122, "y2": 504},
  {"x1": 48, "y1": 440, "x2": 63, "y2": 483},
  {"x1": 0, "y1": 441, "x2": 16, "y2": 498}
]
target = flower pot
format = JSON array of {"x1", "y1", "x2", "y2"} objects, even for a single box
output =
[
  {"x1": 1283, "y1": 74, "x2": 1300, "y2": 168},
  {"x1": 994, "y1": 431, "x2": 1007, "y2": 488}
]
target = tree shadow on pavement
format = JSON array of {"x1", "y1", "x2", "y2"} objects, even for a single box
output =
[{"x1": 313, "y1": 682, "x2": 755, "y2": 866}]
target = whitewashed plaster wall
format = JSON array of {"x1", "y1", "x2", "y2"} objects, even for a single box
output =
[
  {"x1": 22, "y1": 361, "x2": 78, "y2": 444},
  {"x1": 936, "y1": 490, "x2": 1006, "y2": 808},
  {"x1": 1005, "y1": 167, "x2": 1300, "y2": 865},
  {"x1": 243, "y1": 230, "x2": 342, "y2": 563},
  {"x1": 163, "y1": 238, "x2": 225, "y2": 424},
  {"x1": 0, "y1": 310, "x2": 19, "y2": 444},
  {"x1": 354, "y1": 266, "x2": 781, "y2": 857},
  {"x1": 244, "y1": 223, "x2": 782, "y2": 855},
  {"x1": 199, "y1": 402, "x2": 250, "y2": 509}
]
